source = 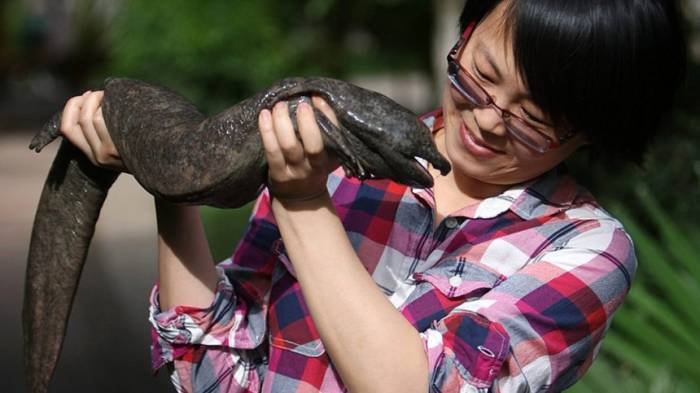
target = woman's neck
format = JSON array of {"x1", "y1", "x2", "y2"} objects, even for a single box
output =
[
  {"x1": 428, "y1": 164, "x2": 508, "y2": 223},
  {"x1": 430, "y1": 128, "x2": 510, "y2": 203},
  {"x1": 424, "y1": 130, "x2": 509, "y2": 225}
]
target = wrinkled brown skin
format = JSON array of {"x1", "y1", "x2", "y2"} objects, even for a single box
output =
[{"x1": 23, "y1": 76, "x2": 451, "y2": 392}]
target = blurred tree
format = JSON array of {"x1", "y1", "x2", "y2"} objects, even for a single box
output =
[
  {"x1": 105, "y1": 0, "x2": 433, "y2": 113},
  {"x1": 567, "y1": 60, "x2": 700, "y2": 228},
  {"x1": 0, "y1": 0, "x2": 115, "y2": 129},
  {"x1": 52, "y1": 0, "x2": 112, "y2": 87},
  {"x1": 1, "y1": 0, "x2": 30, "y2": 78},
  {"x1": 0, "y1": 3, "x2": 6, "y2": 95},
  {"x1": 0, "y1": 0, "x2": 112, "y2": 88}
]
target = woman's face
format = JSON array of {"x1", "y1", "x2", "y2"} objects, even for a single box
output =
[{"x1": 440, "y1": 2, "x2": 587, "y2": 187}]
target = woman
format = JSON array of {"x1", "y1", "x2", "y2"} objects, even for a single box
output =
[{"x1": 59, "y1": 0, "x2": 686, "y2": 391}]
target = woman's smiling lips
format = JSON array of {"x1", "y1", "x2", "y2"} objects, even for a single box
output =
[{"x1": 458, "y1": 121, "x2": 504, "y2": 158}]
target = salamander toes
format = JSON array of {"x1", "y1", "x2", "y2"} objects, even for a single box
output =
[{"x1": 29, "y1": 112, "x2": 63, "y2": 153}]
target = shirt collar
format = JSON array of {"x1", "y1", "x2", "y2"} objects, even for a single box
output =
[{"x1": 414, "y1": 109, "x2": 594, "y2": 221}]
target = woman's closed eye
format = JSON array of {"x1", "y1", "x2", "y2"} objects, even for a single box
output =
[
  {"x1": 521, "y1": 108, "x2": 546, "y2": 125},
  {"x1": 473, "y1": 63, "x2": 495, "y2": 84}
]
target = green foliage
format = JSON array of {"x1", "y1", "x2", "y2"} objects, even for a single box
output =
[
  {"x1": 200, "y1": 204, "x2": 254, "y2": 262},
  {"x1": 1, "y1": 0, "x2": 36, "y2": 59},
  {"x1": 568, "y1": 60, "x2": 700, "y2": 225},
  {"x1": 105, "y1": 0, "x2": 432, "y2": 113},
  {"x1": 567, "y1": 185, "x2": 700, "y2": 392},
  {"x1": 106, "y1": 0, "x2": 290, "y2": 111}
]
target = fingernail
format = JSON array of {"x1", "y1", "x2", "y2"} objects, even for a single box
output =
[
  {"x1": 83, "y1": 90, "x2": 91, "y2": 96},
  {"x1": 260, "y1": 109, "x2": 271, "y2": 123},
  {"x1": 299, "y1": 102, "x2": 310, "y2": 112}
]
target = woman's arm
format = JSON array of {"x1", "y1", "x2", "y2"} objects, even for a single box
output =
[
  {"x1": 259, "y1": 99, "x2": 429, "y2": 392},
  {"x1": 148, "y1": 193, "x2": 276, "y2": 392},
  {"x1": 272, "y1": 196, "x2": 429, "y2": 393},
  {"x1": 155, "y1": 200, "x2": 218, "y2": 310},
  {"x1": 59, "y1": 89, "x2": 268, "y2": 391},
  {"x1": 59, "y1": 90, "x2": 219, "y2": 310}
]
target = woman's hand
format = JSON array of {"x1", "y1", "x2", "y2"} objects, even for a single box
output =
[
  {"x1": 258, "y1": 96, "x2": 339, "y2": 205},
  {"x1": 59, "y1": 90, "x2": 127, "y2": 172}
]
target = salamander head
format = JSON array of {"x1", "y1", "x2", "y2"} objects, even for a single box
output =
[{"x1": 317, "y1": 79, "x2": 451, "y2": 188}]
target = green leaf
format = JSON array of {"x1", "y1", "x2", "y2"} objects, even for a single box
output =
[
  {"x1": 626, "y1": 285, "x2": 700, "y2": 354},
  {"x1": 608, "y1": 202, "x2": 700, "y2": 331},
  {"x1": 635, "y1": 183, "x2": 700, "y2": 284},
  {"x1": 602, "y1": 331, "x2": 658, "y2": 381},
  {"x1": 200, "y1": 204, "x2": 254, "y2": 262},
  {"x1": 612, "y1": 308, "x2": 698, "y2": 377}
]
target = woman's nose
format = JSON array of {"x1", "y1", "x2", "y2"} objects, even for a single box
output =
[{"x1": 472, "y1": 104, "x2": 508, "y2": 137}]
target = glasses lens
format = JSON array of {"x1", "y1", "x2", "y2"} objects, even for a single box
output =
[
  {"x1": 448, "y1": 61, "x2": 491, "y2": 106},
  {"x1": 505, "y1": 117, "x2": 552, "y2": 153},
  {"x1": 447, "y1": 48, "x2": 557, "y2": 154}
]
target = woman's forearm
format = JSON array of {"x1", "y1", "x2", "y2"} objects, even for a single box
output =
[
  {"x1": 155, "y1": 199, "x2": 218, "y2": 310},
  {"x1": 271, "y1": 195, "x2": 429, "y2": 393}
]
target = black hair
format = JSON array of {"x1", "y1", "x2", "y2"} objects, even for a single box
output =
[{"x1": 458, "y1": 0, "x2": 687, "y2": 164}]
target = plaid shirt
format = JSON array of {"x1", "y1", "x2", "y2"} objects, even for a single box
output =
[{"x1": 149, "y1": 109, "x2": 636, "y2": 392}]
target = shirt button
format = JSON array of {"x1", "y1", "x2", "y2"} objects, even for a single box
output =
[
  {"x1": 444, "y1": 217, "x2": 459, "y2": 229},
  {"x1": 449, "y1": 275, "x2": 462, "y2": 287}
]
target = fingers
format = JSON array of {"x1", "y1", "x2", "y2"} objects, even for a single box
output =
[
  {"x1": 60, "y1": 92, "x2": 93, "y2": 160},
  {"x1": 259, "y1": 100, "x2": 333, "y2": 202},
  {"x1": 93, "y1": 105, "x2": 110, "y2": 148},
  {"x1": 93, "y1": 100, "x2": 120, "y2": 161},
  {"x1": 258, "y1": 108, "x2": 286, "y2": 174},
  {"x1": 312, "y1": 96, "x2": 339, "y2": 126},
  {"x1": 59, "y1": 90, "x2": 125, "y2": 171},
  {"x1": 79, "y1": 91, "x2": 104, "y2": 161},
  {"x1": 272, "y1": 101, "x2": 305, "y2": 165},
  {"x1": 296, "y1": 102, "x2": 327, "y2": 169},
  {"x1": 259, "y1": 100, "x2": 329, "y2": 172}
]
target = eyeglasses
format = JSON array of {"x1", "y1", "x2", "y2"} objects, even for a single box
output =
[{"x1": 447, "y1": 23, "x2": 576, "y2": 154}]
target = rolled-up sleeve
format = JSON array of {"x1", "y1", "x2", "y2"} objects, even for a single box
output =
[
  {"x1": 420, "y1": 221, "x2": 637, "y2": 392},
  {"x1": 147, "y1": 190, "x2": 279, "y2": 392},
  {"x1": 149, "y1": 265, "x2": 267, "y2": 366}
]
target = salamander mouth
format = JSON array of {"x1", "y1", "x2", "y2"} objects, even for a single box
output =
[
  {"x1": 413, "y1": 156, "x2": 431, "y2": 177},
  {"x1": 348, "y1": 151, "x2": 433, "y2": 188},
  {"x1": 399, "y1": 155, "x2": 434, "y2": 188}
]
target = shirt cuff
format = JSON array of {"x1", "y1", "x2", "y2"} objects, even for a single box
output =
[{"x1": 148, "y1": 266, "x2": 236, "y2": 370}]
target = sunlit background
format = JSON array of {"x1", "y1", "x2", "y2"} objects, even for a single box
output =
[{"x1": 1, "y1": 0, "x2": 699, "y2": 392}]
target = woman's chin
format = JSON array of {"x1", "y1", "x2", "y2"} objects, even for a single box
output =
[{"x1": 445, "y1": 144, "x2": 527, "y2": 186}]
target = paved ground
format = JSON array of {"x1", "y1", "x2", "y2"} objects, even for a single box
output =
[{"x1": 1, "y1": 131, "x2": 173, "y2": 392}]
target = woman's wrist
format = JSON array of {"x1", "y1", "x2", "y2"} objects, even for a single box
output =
[
  {"x1": 270, "y1": 188, "x2": 332, "y2": 213},
  {"x1": 270, "y1": 187, "x2": 330, "y2": 209},
  {"x1": 154, "y1": 198, "x2": 217, "y2": 310}
]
